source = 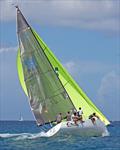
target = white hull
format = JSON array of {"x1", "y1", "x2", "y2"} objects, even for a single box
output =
[{"x1": 60, "y1": 119, "x2": 109, "y2": 137}]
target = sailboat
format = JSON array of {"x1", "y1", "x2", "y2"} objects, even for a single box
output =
[
  {"x1": 19, "y1": 115, "x2": 23, "y2": 121},
  {"x1": 16, "y1": 7, "x2": 110, "y2": 137}
]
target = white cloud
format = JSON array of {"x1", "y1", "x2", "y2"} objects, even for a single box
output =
[
  {"x1": 64, "y1": 61, "x2": 77, "y2": 75},
  {"x1": 0, "y1": 46, "x2": 17, "y2": 54},
  {"x1": 64, "y1": 60, "x2": 120, "y2": 120},
  {"x1": 0, "y1": 0, "x2": 15, "y2": 21},
  {"x1": 97, "y1": 71, "x2": 120, "y2": 121},
  {"x1": 98, "y1": 71, "x2": 120, "y2": 97},
  {"x1": 64, "y1": 60, "x2": 118, "y2": 76},
  {"x1": 0, "y1": 0, "x2": 119, "y2": 33}
]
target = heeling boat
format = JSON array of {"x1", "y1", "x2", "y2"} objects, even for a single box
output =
[{"x1": 16, "y1": 7, "x2": 110, "y2": 137}]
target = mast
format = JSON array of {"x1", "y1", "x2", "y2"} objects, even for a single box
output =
[{"x1": 16, "y1": 7, "x2": 75, "y2": 125}]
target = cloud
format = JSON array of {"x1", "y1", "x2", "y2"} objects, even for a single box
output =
[
  {"x1": 0, "y1": 46, "x2": 17, "y2": 54},
  {"x1": 0, "y1": 45, "x2": 33, "y2": 120},
  {"x1": 0, "y1": 0, "x2": 119, "y2": 33},
  {"x1": 64, "y1": 60, "x2": 120, "y2": 120},
  {"x1": 0, "y1": 0, "x2": 15, "y2": 21},
  {"x1": 64, "y1": 61, "x2": 77, "y2": 76},
  {"x1": 97, "y1": 71, "x2": 120, "y2": 121},
  {"x1": 64, "y1": 60, "x2": 118, "y2": 76}
]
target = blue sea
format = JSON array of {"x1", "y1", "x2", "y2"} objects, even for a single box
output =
[{"x1": 0, "y1": 121, "x2": 120, "y2": 150}]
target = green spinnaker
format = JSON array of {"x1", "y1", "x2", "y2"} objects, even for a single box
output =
[
  {"x1": 17, "y1": 28, "x2": 110, "y2": 125},
  {"x1": 17, "y1": 49, "x2": 28, "y2": 96}
]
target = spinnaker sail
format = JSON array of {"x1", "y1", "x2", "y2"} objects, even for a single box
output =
[{"x1": 16, "y1": 7, "x2": 110, "y2": 126}]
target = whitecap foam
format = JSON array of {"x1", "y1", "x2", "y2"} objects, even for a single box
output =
[
  {"x1": 0, "y1": 132, "x2": 51, "y2": 140},
  {"x1": 0, "y1": 133, "x2": 21, "y2": 138},
  {"x1": 102, "y1": 129, "x2": 110, "y2": 137}
]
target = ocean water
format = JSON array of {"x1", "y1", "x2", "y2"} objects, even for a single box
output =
[{"x1": 0, "y1": 121, "x2": 120, "y2": 150}]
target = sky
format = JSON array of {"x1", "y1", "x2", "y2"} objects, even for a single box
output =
[{"x1": 0, "y1": 0, "x2": 120, "y2": 121}]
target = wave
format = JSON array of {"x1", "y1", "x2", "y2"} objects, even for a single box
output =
[{"x1": 0, "y1": 132, "x2": 49, "y2": 140}]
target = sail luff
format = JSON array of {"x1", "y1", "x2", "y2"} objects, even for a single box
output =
[
  {"x1": 16, "y1": 7, "x2": 75, "y2": 125},
  {"x1": 16, "y1": 7, "x2": 41, "y2": 124}
]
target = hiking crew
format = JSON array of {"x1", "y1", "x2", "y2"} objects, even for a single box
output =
[
  {"x1": 66, "y1": 111, "x2": 71, "y2": 121},
  {"x1": 89, "y1": 112, "x2": 99, "y2": 124},
  {"x1": 56, "y1": 113, "x2": 62, "y2": 124}
]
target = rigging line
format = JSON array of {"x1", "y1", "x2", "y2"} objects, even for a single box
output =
[{"x1": 30, "y1": 29, "x2": 76, "y2": 111}]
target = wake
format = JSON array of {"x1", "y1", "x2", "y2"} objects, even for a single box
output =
[
  {"x1": 0, "y1": 130, "x2": 109, "y2": 140},
  {"x1": 0, "y1": 132, "x2": 51, "y2": 140},
  {"x1": 0, "y1": 123, "x2": 61, "y2": 140}
]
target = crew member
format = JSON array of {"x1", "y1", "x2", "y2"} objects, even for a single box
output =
[
  {"x1": 56, "y1": 113, "x2": 62, "y2": 124},
  {"x1": 66, "y1": 111, "x2": 71, "y2": 121}
]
